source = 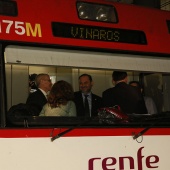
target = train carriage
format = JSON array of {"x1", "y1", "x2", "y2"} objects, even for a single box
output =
[{"x1": 0, "y1": 0, "x2": 170, "y2": 169}]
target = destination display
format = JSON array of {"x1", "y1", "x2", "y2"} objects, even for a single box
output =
[{"x1": 52, "y1": 22, "x2": 147, "y2": 45}]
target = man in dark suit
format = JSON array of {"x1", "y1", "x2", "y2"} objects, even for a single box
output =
[
  {"x1": 74, "y1": 74, "x2": 102, "y2": 117},
  {"x1": 102, "y1": 71, "x2": 147, "y2": 114},
  {"x1": 26, "y1": 73, "x2": 52, "y2": 115}
]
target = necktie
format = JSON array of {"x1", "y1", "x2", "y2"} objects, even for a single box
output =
[{"x1": 84, "y1": 95, "x2": 90, "y2": 116}]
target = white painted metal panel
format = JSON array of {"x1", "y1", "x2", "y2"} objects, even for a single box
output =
[
  {"x1": 0, "y1": 136, "x2": 169, "y2": 170},
  {"x1": 5, "y1": 45, "x2": 170, "y2": 72}
]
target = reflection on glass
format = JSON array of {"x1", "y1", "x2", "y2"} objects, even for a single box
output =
[{"x1": 77, "y1": 2, "x2": 117, "y2": 23}]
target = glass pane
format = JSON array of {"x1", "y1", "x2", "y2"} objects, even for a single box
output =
[{"x1": 77, "y1": 2, "x2": 117, "y2": 23}]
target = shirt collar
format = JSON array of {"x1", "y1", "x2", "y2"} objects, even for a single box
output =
[
  {"x1": 81, "y1": 92, "x2": 91, "y2": 98},
  {"x1": 39, "y1": 88, "x2": 48, "y2": 97}
]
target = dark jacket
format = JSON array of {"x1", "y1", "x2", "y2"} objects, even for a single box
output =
[
  {"x1": 102, "y1": 82, "x2": 147, "y2": 114},
  {"x1": 26, "y1": 89, "x2": 47, "y2": 115},
  {"x1": 74, "y1": 91, "x2": 102, "y2": 117}
]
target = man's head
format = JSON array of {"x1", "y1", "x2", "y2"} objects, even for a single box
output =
[
  {"x1": 129, "y1": 81, "x2": 143, "y2": 93},
  {"x1": 129, "y1": 81, "x2": 141, "y2": 88},
  {"x1": 79, "y1": 74, "x2": 93, "y2": 94},
  {"x1": 112, "y1": 71, "x2": 128, "y2": 84},
  {"x1": 35, "y1": 73, "x2": 52, "y2": 93}
]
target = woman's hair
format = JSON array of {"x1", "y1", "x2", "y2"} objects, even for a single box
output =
[{"x1": 47, "y1": 80, "x2": 74, "y2": 108}]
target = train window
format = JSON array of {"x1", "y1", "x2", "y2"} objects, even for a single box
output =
[
  {"x1": 4, "y1": 46, "x2": 170, "y2": 127},
  {"x1": 76, "y1": 2, "x2": 117, "y2": 23},
  {"x1": 0, "y1": 0, "x2": 18, "y2": 16}
]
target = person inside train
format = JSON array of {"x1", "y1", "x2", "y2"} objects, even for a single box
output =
[
  {"x1": 39, "y1": 80, "x2": 76, "y2": 116},
  {"x1": 74, "y1": 74, "x2": 102, "y2": 117},
  {"x1": 26, "y1": 73, "x2": 52, "y2": 115},
  {"x1": 129, "y1": 81, "x2": 157, "y2": 114},
  {"x1": 102, "y1": 71, "x2": 147, "y2": 114},
  {"x1": 29, "y1": 73, "x2": 38, "y2": 93}
]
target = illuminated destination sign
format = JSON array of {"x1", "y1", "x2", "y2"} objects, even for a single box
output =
[{"x1": 52, "y1": 22, "x2": 147, "y2": 45}]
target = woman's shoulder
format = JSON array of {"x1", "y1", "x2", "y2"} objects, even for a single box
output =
[{"x1": 67, "y1": 100, "x2": 76, "y2": 106}]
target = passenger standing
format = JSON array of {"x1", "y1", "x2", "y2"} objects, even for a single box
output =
[
  {"x1": 102, "y1": 71, "x2": 147, "y2": 114},
  {"x1": 29, "y1": 73, "x2": 38, "y2": 93},
  {"x1": 26, "y1": 73, "x2": 52, "y2": 115},
  {"x1": 129, "y1": 81, "x2": 157, "y2": 114},
  {"x1": 40, "y1": 80, "x2": 76, "y2": 116},
  {"x1": 74, "y1": 74, "x2": 102, "y2": 117}
]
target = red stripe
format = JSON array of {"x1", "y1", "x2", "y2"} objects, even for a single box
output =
[{"x1": 0, "y1": 128, "x2": 170, "y2": 138}]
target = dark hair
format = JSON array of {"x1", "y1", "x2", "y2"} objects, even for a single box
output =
[
  {"x1": 112, "y1": 71, "x2": 127, "y2": 81},
  {"x1": 129, "y1": 81, "x2": 144, "y2": 95},
  {"x1": 129, "y1": 81, "x2": 142, "y2": 89},
  {"x1": 48, "y1": 80, "x2": 74, "y2": 108},
  {"x1": 29, "y1": 74, "x2": 37, "y2": 81},
  {"x1": 29, "y1": 74, "x2": 37, "y2": 89},
  {"x1": 79, "y1": 74, "x2": 92, "y2": 82}
]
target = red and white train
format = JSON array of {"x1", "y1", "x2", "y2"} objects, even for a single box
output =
[{"x1": 0, "y1": 0, "x2": 170, "y2": 169}]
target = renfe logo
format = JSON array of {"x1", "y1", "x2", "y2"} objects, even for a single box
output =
[{"x1": 88, "y1": 147, "x2": 159, "y2": 170}]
